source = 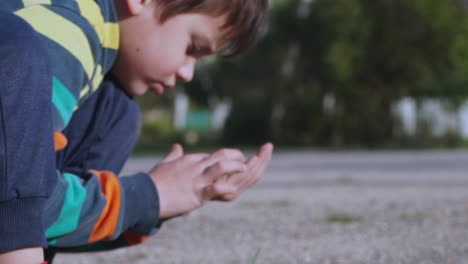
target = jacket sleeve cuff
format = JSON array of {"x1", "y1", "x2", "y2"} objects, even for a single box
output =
[
  {"x1": 0, "y1": 198, "x2": 47, "y2": 253},
  {"x1": 119, "y1": 172, "x2": 161, "y2": 235}
]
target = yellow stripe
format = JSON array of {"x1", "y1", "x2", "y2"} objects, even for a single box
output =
[
  {"x1": 79, "y1": 65, "x2": 103, "y2": 99},
  {"x1": 77, "y1": 0, "x2": 103, "y2": 26},
  {"x1": 92, "y1": 65, "x2": 104, "y2": 92},
  {"x1": 80, "y1": 85, "x2": 90, "y2": 99},
  {"x1": 102, "y1": 23, "x2": 119, "y2": 50},
  {"x1": 77, "y1": 0, "x2": 104, "y2": 42},
  {"x1": 77, "y1": 0, "x2": 119, "y2": 50},
  {"x1": 15, "y1": 6, "x2": 95, "y2": 79},
  {"x1": 22, "y1": 0, "x2": 51, "y2": 7}
]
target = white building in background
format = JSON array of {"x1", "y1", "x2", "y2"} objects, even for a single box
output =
[
  {"x1": 210, "y1": 99, "x2": 232, "y2": 131},
  {"x1": 172, "y1": 93, "x2": 468, "y2": 139},
  {"x1": 173, "y1": 92, "x2": 232, "y2": 132},
  {"x1": 393, "y1": 97, "x2": 468, "y2": 139},
  {"x1": 458, "y1": 104, "x2": 468, "y2": 138},
  {"x1": 393, "y1": 98, "x2": 417, "y2": 135},
  {"x1": 174, "y1": 93, "x2": 189, "y2": 130}
]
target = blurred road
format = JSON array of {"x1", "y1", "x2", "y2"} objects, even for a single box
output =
[{"x1": 57, "y1": 150, "x2": 468, "y2": 264}]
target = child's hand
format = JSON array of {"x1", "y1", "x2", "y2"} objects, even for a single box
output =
[
  {"x1": 210, "y1": 143, "x2": 274, "y2": 201},
  {"x1": 148, "y1": 144, "x2": 248, "y2": 219}
]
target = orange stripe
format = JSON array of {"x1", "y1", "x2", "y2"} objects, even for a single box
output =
[
  {"x1": 124, "y1": 232, "x2": 150, "y2": 245},
  {"x1": 53, "y1": 131, "x2": 68, "y2": 152},
  {"x1": 88, "y1": 170, "x2": 122, "y2": 243}
]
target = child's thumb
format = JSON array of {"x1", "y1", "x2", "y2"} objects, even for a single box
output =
[{"x1": 161, "y1": 144, "x2": 184, "y2": 163}]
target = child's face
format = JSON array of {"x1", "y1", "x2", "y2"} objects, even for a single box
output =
[{"x1": 111, "y1": 1, "x2": 226, "y2": 97}]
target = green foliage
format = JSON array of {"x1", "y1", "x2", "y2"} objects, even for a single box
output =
[
  {"x1": 252, "y1": 248, "x2": 261, "y2": 264},
  {"x1": 205, "y1": 0, "x2": 468, "y2": 147},
  {"x1": 135, "y1": 119, "x2": 176, "y2": 153},
  {"x1": 326, "y1": 214, "x2": 362, "y2": 224},
  {"x1": 222, "y1": 99, "x2": 272, "y2": 145},
  {"x1": 134, "y1": 0, "x2": 468, "y2": 149},
  {"x1": 400, "y1": 212, "x2": 429, "y2": 222}
]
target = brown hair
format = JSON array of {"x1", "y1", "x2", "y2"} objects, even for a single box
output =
[{"x1": 156, "y1": 0, "x2": 268, "y2": 57}]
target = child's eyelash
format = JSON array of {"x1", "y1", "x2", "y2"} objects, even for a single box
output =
[{"x1": 188, "y1": 42, "x2": 202, "y2": 55}]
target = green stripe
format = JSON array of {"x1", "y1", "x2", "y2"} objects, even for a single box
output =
[
  {"x1": 52, "y1": 76, "x2": 77, "y2": 125},
  {"x1": 45, "y1": 173, "x2": 87, "y2": 239}
]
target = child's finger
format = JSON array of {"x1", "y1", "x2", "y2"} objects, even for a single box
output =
[
  {"x1": 247, "y1": 155, "x2": 259, "y2": 168},
  {"x1": 209, "y1": 181, "x2": 239, "y2": 201},
  {"x1": 182, "y1": 153, "x2": 210, "y2": 163},
  {"x1": 201, "y1": 148, "x2": 246, "y2": 168},
  {"x1": 160, "y1": 144, "x2": 184, "y2": 163},
  {"x1": 229, "y1": 143, "x2": 272, "y2": 186},
  {"x1": 202, "y1": 160, "x2": 247, "y2": 183},
  {"x1": 213, "y1": 158, "x2": 262, "y2": 202},
  {"x1": 203, "y1": 184, "x2": 238, "y2": 201},
  {"x1": 243, "y1": 164, "x2": 265, "y2": 190},
  {"x1": 259, "y1": 143, "x2": 274, "y2": 161},
  {"x1": 214, "y1": 144, "x2": 273, "y2": 201},
  {"x1": 257, "y1": 143, "x2": 274, "y2": 168},
  {"x1": 239, "y1": 144, "x2": 273, "y2": 191},
  {"x1": 201, "y1": 185, "x2": 216, "y2": 200},
  {"x1": 213, "y1": 182, "x2": 237, "y2": 195},
  {"x1": 224, "y1": 156, "x2": 258, "y2": 187}
]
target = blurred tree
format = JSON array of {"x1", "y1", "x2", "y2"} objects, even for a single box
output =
[
  {"x1": 202, "y1": 0, "x2": 468, "y2": 147},
  {"x1": 136, "y1": 0, "x2": 468, "y2": 149},
  {"x1": 319, "y1": 0, "x2": 468, "y2": 146}
]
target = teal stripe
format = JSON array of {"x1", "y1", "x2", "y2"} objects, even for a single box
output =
[
  {"x1": 45, "y1": 173, "x2": 87, "y2": 239},
  {"x1": 52, "y1": 76, "x2": 77, "y2": 125}
]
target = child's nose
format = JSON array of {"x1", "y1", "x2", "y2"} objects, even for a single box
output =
[{"x1": 176, "y1": 58, "x2": 196, "y2": 83}]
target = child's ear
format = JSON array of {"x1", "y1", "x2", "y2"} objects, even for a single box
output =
[{"x1": 126, "y1": 0, "x2": 153, "y2": 16}]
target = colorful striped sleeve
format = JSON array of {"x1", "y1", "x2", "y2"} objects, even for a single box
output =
[{"x1": 44, "y1": 169, "x2": 160, "y2": 247}]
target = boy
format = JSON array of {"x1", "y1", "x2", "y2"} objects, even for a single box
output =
[{"x1": 0, "y1": 0, "x2": 271, "y2": 263}]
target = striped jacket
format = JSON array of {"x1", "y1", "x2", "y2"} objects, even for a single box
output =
[{"x1": 0, "y1": 0, "x2": 160, "y2": 249}]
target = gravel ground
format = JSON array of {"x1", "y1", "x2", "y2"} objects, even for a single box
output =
[{"x1": 56, "y1": 150, "x2": 468, "y2": 264}]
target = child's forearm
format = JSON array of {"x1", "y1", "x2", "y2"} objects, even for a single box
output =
[{"x1": 0, "y1": 247, "x2": 44, "y2": 263}]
